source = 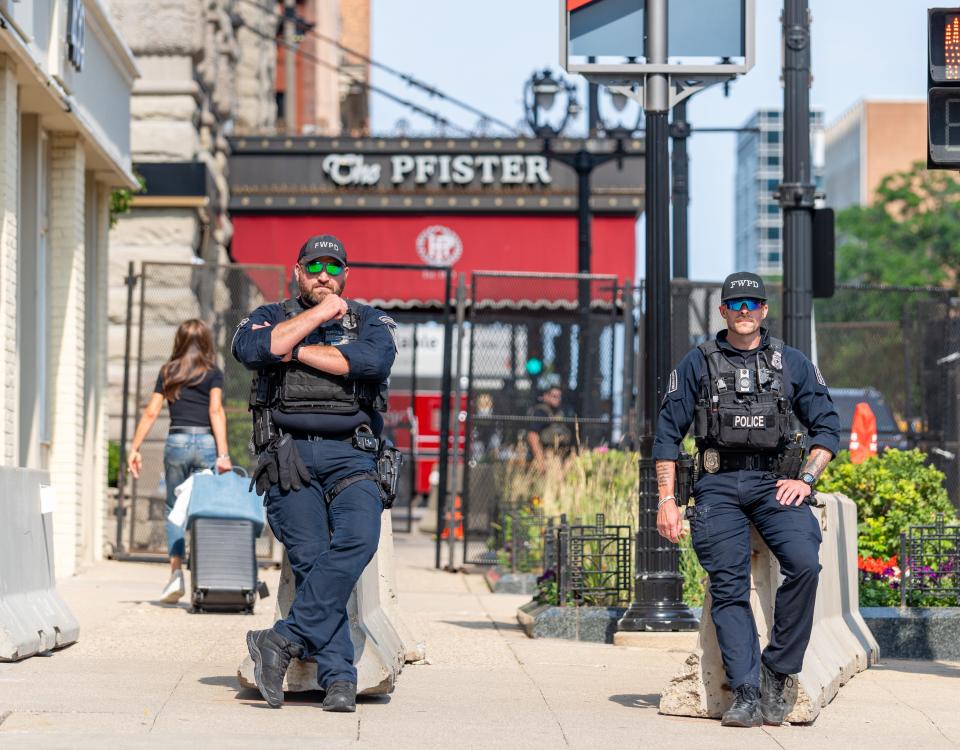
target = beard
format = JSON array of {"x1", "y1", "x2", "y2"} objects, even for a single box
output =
[{"x1": 302, "y1": 276, "x2": 346, "y2": 306}]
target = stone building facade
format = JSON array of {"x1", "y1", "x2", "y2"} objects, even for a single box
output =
[{"x1": 105, "y1": 0, "x2": 370, "y2": 555}]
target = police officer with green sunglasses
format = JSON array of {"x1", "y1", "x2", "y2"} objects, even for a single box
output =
[{"x1": 232, "y1": 234, "x2": 399, "y2": 713}]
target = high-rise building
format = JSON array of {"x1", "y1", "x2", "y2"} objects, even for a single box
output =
[
  {"x1": 823, "y1": 100, "x2": 926, "y2": 211},
  {"x1": 734, "y1": 109, "x2": 825, "y2": 276}
]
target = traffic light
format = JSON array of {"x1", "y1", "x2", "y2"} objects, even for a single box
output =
[
  {"x1": 525, "y1": 357, "x2": 544, "y2": 376},
  {"x1": 928, "y1": 8, "x2": 960, "y2": 168}
]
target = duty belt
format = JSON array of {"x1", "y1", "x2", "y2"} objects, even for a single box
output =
[
  {"x1": 282, "y1": 431, "x2": 355, "y2": 443},
  {"x1": 699, "y1": 451, "x2": 782, "y2": 473}
]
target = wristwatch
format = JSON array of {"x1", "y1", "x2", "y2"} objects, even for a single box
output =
[
  {"x1": 800, "y1": 472, "x2": 817, "y2": 487},
  {"x1": 291, "y1": 344, "x2": 303, "y2": 362}
]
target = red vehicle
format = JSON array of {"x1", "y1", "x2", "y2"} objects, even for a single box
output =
[{"x1": 383, "y1": 391, "x2": 466, "y2": 497}]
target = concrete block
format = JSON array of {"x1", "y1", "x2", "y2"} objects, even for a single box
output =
[
  {"x1": 0, "y1": 467, "x2": 80, "y2": 661},
  {"x1": 485, "y1": 567, "x2": 539, "y2": 595},
  {"x1": 237, "y1": 514, "x2": 409, "y2": 695},
  {"x1": 863, "y1": 608, "x2": 960, "y2": 660},
  {"x1": 659, "y1": 493, "x2": 877, "y2": 724},
  {"x1": 377, "y1": 513, "x2": 427, "y2": 663},
  {"x1": 516, "y1": 602, "x2": 627, "y2": 643}
]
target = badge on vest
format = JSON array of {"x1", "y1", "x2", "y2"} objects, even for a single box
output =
[{"x1": 703, "y1": 448, "x2": 720, "y2": 474}]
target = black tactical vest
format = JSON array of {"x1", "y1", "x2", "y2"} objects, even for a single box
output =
[
  {"x1": 692, "y1": 336, "x2": 793, "y2": 452},
  {"x1": 249, "y1": 297, "x2": 388, "y2": 417}
]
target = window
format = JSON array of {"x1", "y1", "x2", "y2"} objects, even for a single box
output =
[
  {"x1": 766, "y1": 130, "x2": 781, "y2": 144},
  {"x1": 767, "y1": 155, "x2": 781, "y2": 167},
  {"x1": 766, "y1": 203, "x2": 780, "y2": 215},
  {"x1": 767, "y1": 227, "x2": 780, "y2": 240},
  {"x1": 767, "y1": 179, "x2": 779, "y2": 192}
]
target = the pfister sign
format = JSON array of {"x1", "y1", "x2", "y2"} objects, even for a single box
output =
[
  {"x1": 322, "y1": 153, "x2": 552, "y2": 187},
  {"x1": 228, "y1": 136, "x2": 644, "y2": 214}
]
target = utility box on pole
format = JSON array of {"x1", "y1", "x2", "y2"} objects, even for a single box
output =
[{"x1": 928, "y1": 8, "x2": 960, "y2": 168}]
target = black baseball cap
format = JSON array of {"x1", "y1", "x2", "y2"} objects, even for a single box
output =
[
  {"x1": 298, "y1": 234, "x2": 347, "y2": 266},
  {"x1": 721, "y1": 272, "x2": 767, "y2": 302}
]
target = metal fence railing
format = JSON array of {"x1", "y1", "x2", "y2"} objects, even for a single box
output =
[
  {"x1": 900, "y1": 513, "x2": 960, "y2": 606},
  {"x1": 115, "y1": 262, "x2": 288, "y2": 560}
]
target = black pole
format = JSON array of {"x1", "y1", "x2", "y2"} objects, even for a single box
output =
[
  {"x1": 408, "y1": 321, "x2": 418, "y2": 534},
  {"x1": 781, "y1": 0, "x2": 815, "y2": 356},
  {"x1": 435, "y1": 270, "x2": 454, "y2": 569},
  {"x1": 670, "y1": 99, "x2": 690, "y2": 280},
  {"x1": 115, "y1": 262, "x2": 137, "y2": 554},
  {"x1": 618, "y1": 0, "x2": 697, "y2": 632},
  {"x1": 575, "y1": 149, "x2": 593, "y2": 422}
]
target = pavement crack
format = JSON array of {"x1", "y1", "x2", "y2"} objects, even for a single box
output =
[
  {"x1": 760, "y1": 727, "x2": 787, "y2": 749},
  {"x1": 876, "y1": 680, "x2": 957, "y2": 746},
  {"x1": 149, "y1": 672, "x2": 184, "y2": 733},
  {"x1": 464, "y1": 575, "x2": 571, "y2": 747}
]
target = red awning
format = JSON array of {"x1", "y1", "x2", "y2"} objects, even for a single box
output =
[{"x1": 231, "y1": 213, "x2": 636, "y2": 309}]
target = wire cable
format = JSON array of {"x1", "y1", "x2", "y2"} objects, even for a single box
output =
[
  {"x1": 237, "y1": 17, "x2": 474, "y2": 136},
  {"x1": 237, "y1": 0, "x2": 517, "y2": 134}
]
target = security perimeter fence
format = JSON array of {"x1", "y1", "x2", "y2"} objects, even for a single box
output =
[
  {"x1": 116, "y1": 261, "x2": 455, "y2": 560},
  {"x1": 458, "y1": 272, "x2": 627, "y2": 566},
  {"x1": 454, "y1": 278, "x2": 960, "y2": 569},
  {"x1": 115, "y1": 262, "x2": 287, "y2": 560}
]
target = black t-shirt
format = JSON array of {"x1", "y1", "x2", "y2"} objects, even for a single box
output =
[{"x1": 154, "y1": 368, "x2": 224, "y2": 427}]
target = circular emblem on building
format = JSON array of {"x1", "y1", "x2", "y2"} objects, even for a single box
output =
[{"x1": 416, "y1": 225, "x2": 463, "y2": 267}]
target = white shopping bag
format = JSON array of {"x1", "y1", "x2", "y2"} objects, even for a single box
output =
[{"x1": 166, "y1": 469, "x2": 213, "y2": 528}]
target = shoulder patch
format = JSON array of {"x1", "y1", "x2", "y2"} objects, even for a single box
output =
[
  {"x1": 814, "y1": 364, "x2": 826, "y2": 387},
  {"x1": 667, "y1": 369, "x2": 678, "y2": 394},
  {"x1": 378, "y1": 315, "x2": 397, "y2": 327}
]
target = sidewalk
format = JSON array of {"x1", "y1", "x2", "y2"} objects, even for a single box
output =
[{"x1": 1, "y1": 534, "x2": 958, "y2": 749}]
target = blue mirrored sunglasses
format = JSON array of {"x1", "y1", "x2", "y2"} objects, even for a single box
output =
[{"x1": 724, "y1": 298, "x2": 764, "y2": 311}]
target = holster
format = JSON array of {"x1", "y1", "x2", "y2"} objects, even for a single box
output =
[
  {"x1": 776, "y1": 432, "x2": 807, "y2": 479},
  {"x1": 376, "y1": 440, "x2": 404, "y2": 509},
  {"x1": 676, "y1": 452, "x2": 694, "y2": 506}
]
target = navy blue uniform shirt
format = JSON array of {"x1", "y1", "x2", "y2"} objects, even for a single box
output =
[
  {"x1": 231, "y1": 297, "x2": 397, "y2": 434},
  {"x1": 652, "y1": 328, "x2": 840, "y2": 461}
]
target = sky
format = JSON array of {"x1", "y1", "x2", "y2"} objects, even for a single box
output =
[{"x1": 370, "y1": 0, "x2": 932, "y2": 282}]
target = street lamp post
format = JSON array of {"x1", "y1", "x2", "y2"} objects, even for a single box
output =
[{"x1": 523, "y1": 70, "x2": 630, "y2": 420}]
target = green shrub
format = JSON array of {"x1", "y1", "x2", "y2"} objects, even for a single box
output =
[
  {"x1": 679, "y1": 534, "x2": 706, "y2": 607},
  {"x1": 818, "y1": 448, "x2": 956, "y2": 559},
  {"x1": 107, "y1": 440, "x2": 120, "y2": 488}
]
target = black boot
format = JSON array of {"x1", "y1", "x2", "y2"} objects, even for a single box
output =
[
  {"x1": 721, "y1": 684, "x2": 762, "y2": 727},
  {"x1": 760, "y1": 661, "x2": 794, "y2": 725},
  {"x1": 322, "y1": 681, "x2": 357, "y2": 713},
  {"x1": 246, "y1": 629, "x2": 303, "y2": 708}
]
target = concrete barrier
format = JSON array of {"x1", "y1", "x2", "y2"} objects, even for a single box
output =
[
  {"x1": 659, "y1": 493, "x2": 878, "y2": 724},
  {"x1": 0, "y1": 467, "x2": 80, "y2": 661},
  {"x1": 238, "y1": 510, "x2": 422, "y2": 694}
]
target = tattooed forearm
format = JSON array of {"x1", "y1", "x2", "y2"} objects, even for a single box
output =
[
  {"x1": 801, "y1": 447, "x2": 833, "y2": 481},
  {"x1": 656, "y1": 460, "x2": 676, "y2": 496}
]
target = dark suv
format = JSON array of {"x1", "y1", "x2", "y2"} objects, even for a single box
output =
[{"x1": 828, "y1": 387, "x2": 909, "y2": 452}]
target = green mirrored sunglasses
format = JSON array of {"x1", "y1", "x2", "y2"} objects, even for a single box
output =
[{"x1": 304, "y1": 260, "x2": 344, "y2": 276}]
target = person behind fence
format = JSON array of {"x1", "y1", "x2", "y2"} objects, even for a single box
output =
[
  {"x1": 126, "y1": 319, "x2": 233, "y2": 603},
  {"x1": 232, "y1": 234, "x2": 398, "y2": 713},
  {"x1": 526, "y1": 385, "x2": 574, "y2": 465},
  {"x1": 653, "y1": 272, "x2": 839, "y2": 729}
]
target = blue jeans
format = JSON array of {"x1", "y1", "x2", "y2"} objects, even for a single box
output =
[
  {"x1": 163, "y1": 432, "x2": 216, "y2": 558},
  {"x1": 266, "y1": 438, "x2": 382, "y2": 688}
]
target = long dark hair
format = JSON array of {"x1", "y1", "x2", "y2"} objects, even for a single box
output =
[{"x1": 160, "y1": 319, "x2": 217, "y2": 402}]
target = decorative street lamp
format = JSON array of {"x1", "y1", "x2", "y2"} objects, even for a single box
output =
[{"x1": 523, "y1": 69, "x2": 580, "y2": 138}]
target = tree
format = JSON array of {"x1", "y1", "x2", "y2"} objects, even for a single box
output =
[{"x1": 835, "y1": 161, "x2": 960, "y2": 288}]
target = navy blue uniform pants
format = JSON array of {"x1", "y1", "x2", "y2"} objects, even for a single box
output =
[
  {"x1": 689, "y1": 470, "x2": 822, "y2": 689},
  {"x1": 265, "y1": 438, "x2": 382, "y2": 688}
]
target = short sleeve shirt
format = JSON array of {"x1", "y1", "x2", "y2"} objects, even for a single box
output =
[{"x1": 154, "y1": 368, "x2": 224, "y2": 427}]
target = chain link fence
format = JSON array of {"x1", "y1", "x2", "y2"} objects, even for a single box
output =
[{"x1": 459, "y1": 272, "x2": 625, "y2": 565}]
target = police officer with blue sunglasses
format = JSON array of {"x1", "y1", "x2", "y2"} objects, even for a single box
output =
[{"x1": 654, "y1": 271, "x2": 839, "y2": 728}]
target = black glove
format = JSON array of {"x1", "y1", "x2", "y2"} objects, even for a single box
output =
[
  {"x1": 275, "y1": 434, "x2": 311, "y2": 492},
  {"x1": 250, "y1": 442, "x2": 279, "y2": 496}
]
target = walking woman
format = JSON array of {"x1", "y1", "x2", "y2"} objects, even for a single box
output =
[{"x1": 127, "y1": 319, "x2": 232, "y2": 603}]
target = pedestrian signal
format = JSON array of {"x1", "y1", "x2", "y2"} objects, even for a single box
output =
[
  {"x1": 526, "y1": 357, "x2": 543, "y2": 376},
  {"x1": 928, "y1": 8, "x2": 960, "y2": 168}
]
